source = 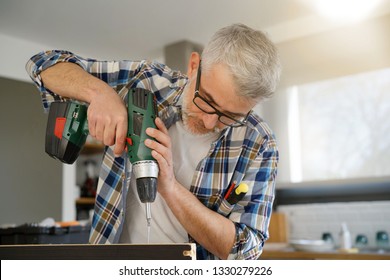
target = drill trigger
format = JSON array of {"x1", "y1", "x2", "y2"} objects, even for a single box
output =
[{"x1": 126, "y1": 137, "x2": 133, "y2": 146}]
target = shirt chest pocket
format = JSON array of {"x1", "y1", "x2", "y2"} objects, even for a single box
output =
[{"x1": 209, "y1": 191, "x2": 244, "y2": 218}]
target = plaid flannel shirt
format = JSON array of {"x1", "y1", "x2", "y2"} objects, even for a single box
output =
[{"x1": 26, "y1": 50, "x2": 278, "y2": 260}]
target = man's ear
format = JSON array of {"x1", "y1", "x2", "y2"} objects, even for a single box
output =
[{"x1": 186, "y1": 52, "x2": 201, "y2": 78}]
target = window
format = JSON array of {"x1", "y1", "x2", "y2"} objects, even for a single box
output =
[{"x1": 287, "y1": 68, "x2": 390, "y2": 182}]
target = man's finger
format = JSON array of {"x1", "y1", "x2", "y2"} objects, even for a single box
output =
[
  {"x1": 114, "y1": 121, "x2": 127, "y2": 157},
  {"x1": 155, "y1": 117, "x2": 168, "y2": 133}
]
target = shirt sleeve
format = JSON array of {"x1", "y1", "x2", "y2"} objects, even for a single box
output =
[
  {"x1": 227, "y1": 137, "x2": 278, "y2": 260},
  {"x1": 25, "y1": 50, "x2": 146, "y2": 112}
]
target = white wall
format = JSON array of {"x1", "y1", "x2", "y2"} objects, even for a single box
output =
[
  {"x1": 0, "y1": 33, "x2": 52, "y2": 82},
  {"x1": 276, "y1": 14, "x2": 390, "y2": 89},
  {"x1": 0, "y1": 33, "x2": 78, "y2": 222},
  {"x1": 0, "y1": 76, "x2": 63, "y2": 225}
]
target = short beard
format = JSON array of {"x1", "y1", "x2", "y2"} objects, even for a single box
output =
[{"x1": 182, "y1": 110, "x2": 221, "y2": 136}]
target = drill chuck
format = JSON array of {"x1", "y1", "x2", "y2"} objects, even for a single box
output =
[
  {"x1": 133, "y1": 160, "x2": 159, "y2": 203},
  {"x1": 133, "y1": 160, "x2": 157, "y2": 233},
  {"x1": 132, "y1": 160, "x2": 159, "y2": 179}
]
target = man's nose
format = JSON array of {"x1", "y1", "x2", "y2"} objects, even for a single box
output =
[{"x1": 202, "y1": 113, "x2": 220, "y2": 129}]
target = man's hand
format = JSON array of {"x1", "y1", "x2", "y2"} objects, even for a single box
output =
[
  {"x1": 87, "y1": 90, "x2": 128, "y2": 157},
  {"x1": 144, "y1": 118, "x2": 176, "y2": 195}
]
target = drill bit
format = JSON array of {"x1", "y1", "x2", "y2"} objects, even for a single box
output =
[{"x1": 145, "y1": 202, "x2": 152, "y2": 243}]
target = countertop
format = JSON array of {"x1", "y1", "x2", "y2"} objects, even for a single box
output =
[{"x1": 261, "y1": 243, "x2": 390, "y2": 260}]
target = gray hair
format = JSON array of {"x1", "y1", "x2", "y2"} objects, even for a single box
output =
[{"x1": 201, "y1": 23, "x2": 281, "y2": 101}]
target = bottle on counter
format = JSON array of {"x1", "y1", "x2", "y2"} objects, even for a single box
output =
[
  {"x1": 339, "y1": 222, "x2": 352, "y2": 250},
  {"x1": 322, "y1": 232, "x2": 334, "y2": 244},
  {"x1": 376, "y1": 231, "x2": 389, "y2": 250}
]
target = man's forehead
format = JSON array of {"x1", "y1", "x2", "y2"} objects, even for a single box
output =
[{"x1": 200, "y1": 62, "x2": 255, "y2": 112}]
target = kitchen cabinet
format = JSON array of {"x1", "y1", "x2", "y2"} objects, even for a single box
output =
[{"x1": 80, "y1": 143, "x2": 105, "y2": 155}]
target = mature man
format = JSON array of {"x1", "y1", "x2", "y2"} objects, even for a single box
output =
[{"x1": 26, "y1": 23, "x2": 281, "y2": 259}]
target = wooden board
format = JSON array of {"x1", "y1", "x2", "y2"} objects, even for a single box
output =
[
  {"x1": 0, "y1": 243, "x2": 196, "y2": 260},
  {"x1": 267, "y1": 212, "x2": 288, "y2": 243},
  {"x1": 261, "y1": 246, "x2": 390, "y2": 260}
]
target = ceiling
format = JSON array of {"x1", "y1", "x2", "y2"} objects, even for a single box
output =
[{"x1": 1, "y1": 0, "x2": 390, "y2": 61}]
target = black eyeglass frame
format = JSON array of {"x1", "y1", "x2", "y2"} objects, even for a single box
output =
[{"x1": 192, "y1": 62, "x2": 251, "y2": 127}]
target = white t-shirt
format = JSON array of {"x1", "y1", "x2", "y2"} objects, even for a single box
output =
[{"x1": 119, "y1": 120, "x2": 218, "y2": 243}]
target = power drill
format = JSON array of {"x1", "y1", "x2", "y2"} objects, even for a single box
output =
[{"x1": 45, "y1": 88, "x2": 159, "y2": 228}]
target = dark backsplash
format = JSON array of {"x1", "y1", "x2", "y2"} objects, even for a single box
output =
[{"x1": 274, "y1": 177, "x2": 390, "y2": 209}]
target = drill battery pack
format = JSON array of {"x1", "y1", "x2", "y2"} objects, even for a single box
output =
[{"x1": 45, "y1": 101, "x2": 89, "y2": 164}]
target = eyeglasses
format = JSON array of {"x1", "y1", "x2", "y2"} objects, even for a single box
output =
[{"x1": 192, "y1": 62, "x2": 250, "y2": 127}]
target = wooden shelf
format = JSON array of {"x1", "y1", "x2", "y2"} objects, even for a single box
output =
[
  {"x1": 76, "y1": 197, "x2": 95, "y2": 205},
  {"x1": 261, "y1": 243, "x2": 390, "y2": 260},
  {"x1": 80, "y1": 143, "x2": 105, "y2": 155}
]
